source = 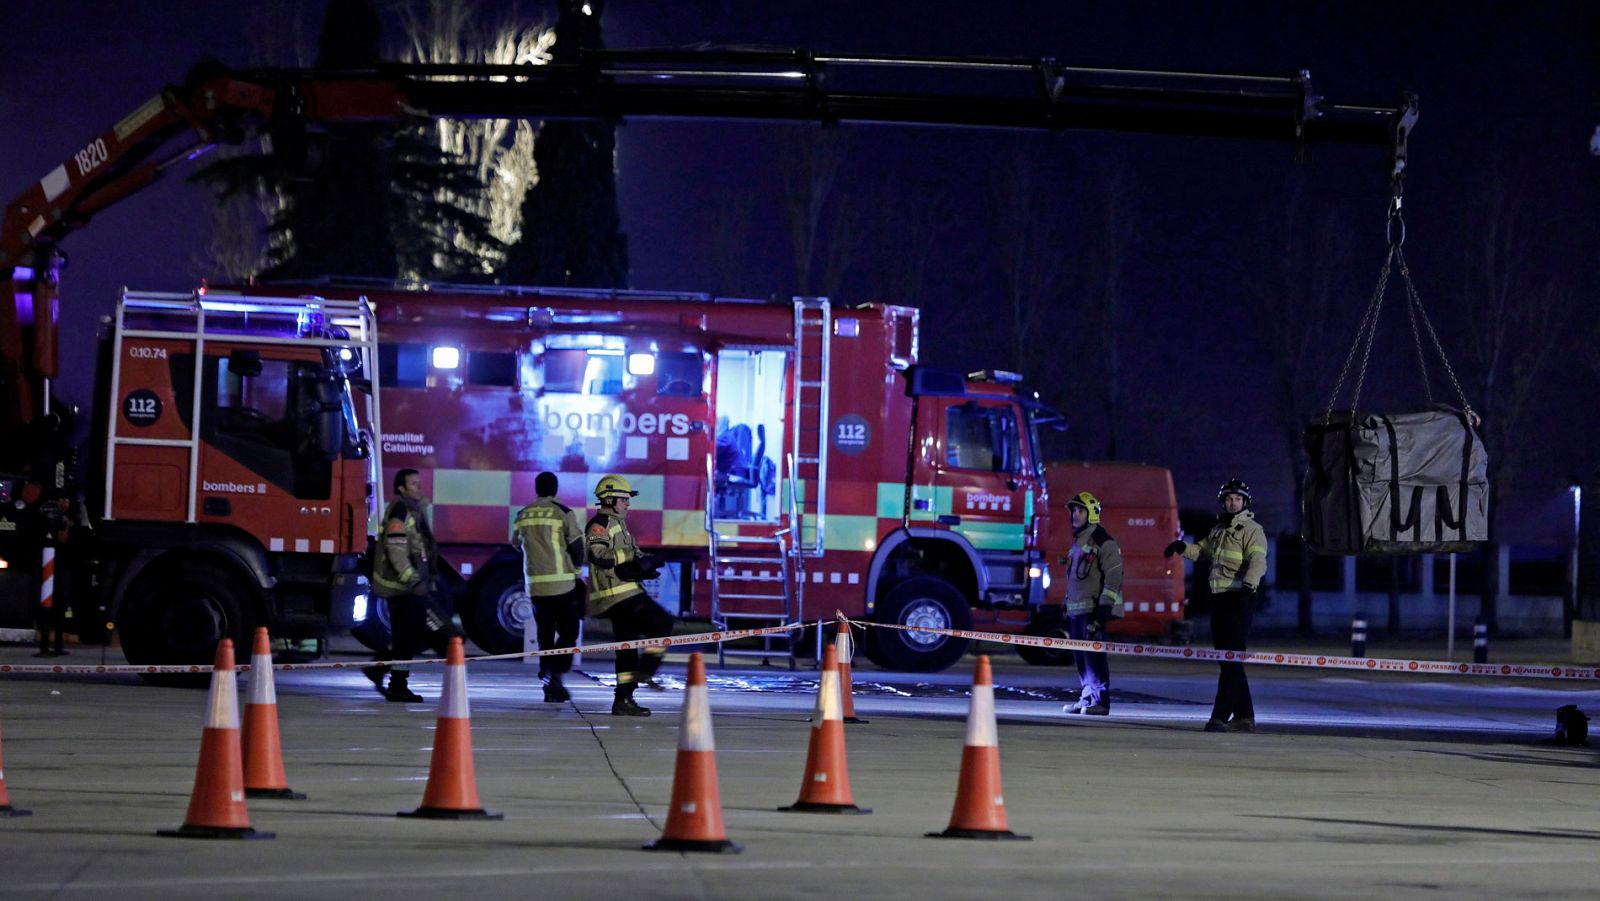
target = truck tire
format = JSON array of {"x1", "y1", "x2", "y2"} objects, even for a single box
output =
[
  {"x1": 1017, "y1": 612, "x2": 1074, "y2": 666},
  {"x1": 866, "y1": 576, "x2": 971, "y2": 673},
  {"x1": 118, "y1": 561, "x2": 254, "y2": 684},
  {"x1": 461, "y1": 564, "x2": 532, "y2": 656},
  {"x1": 351, "y1": 597, "x2": 392, "y2": 652}
]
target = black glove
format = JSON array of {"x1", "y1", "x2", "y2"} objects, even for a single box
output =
[
  {"x1": 1242, "y1": 583, "x2": 1257, "y2": 595},
  {"x1": 1163, "y1": 540, "x2": 1186, "y2": 558}
]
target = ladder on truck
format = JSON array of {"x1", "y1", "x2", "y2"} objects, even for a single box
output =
[{"x1": 705, "y1": 297, "x2": 832, "y2": 668}]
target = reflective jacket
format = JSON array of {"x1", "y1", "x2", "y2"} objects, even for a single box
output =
[
  {"x1": 1182, "y1": 509, "x2": 1268, "y2": 593},
  {"x1": 512, "y1": 498, "x2": 584, "y2": 598},
  {"x1": 371, "y1": 498, "x2": 435, "y2": 598},
  {"x1": 585, "y1": 509, "x2": 645, "y2": 615},
  {"x1": 1062, "y1": 524, "x2": 1125, "y2": 617}
]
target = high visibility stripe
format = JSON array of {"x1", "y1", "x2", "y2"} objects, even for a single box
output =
[
  {"x1": 526, "y1": 572, "x2": 574, "y2": 584},
  {"x1": 1100, "y1": 589, "x2": 1123, "y2": 604},
  {"x1": 681, "y1": 685, "x2": 715, "y2": 751},
  {"x1": 206, "y1": 668, "x2": 240, "y2": 730},
  {"x1": 1247, "y1": 545, "x2": 1268, "y2": 555},
  {"x1": 1215, "y1": 549, "x2": 1245, "y2": 562},
  {"x1": 814, "y1": 668, "x2": 842, "y2": 724},
  {"x1": 590, "y1": 582, "x2": 641, "y2": 600},
  {"x1": 440, "y1": 662, "x2": 470, "y2": 719},
  {"x1": 248, "y1": 652, "x2": 276, "y2": 705},
  {"x1": 964, "y1": 684, "x2": 998, "y2": 747}
]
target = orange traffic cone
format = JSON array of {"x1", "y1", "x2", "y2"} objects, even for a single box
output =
[
  {"x1": 0, "y1": 711, "x2": 31, "y2": 817},
  {"x1": 928, "y1": 655, "x2": 1029, "y2": 840},
  {"x1": 643, "y1": 652, "x2": 741, "y2": 853},
  {"x1": 835, "y1": 621, "x2": 867, "y2": 724},
  {"x1": 399, "y1": 637, "x2": 501, "y2": 820},
  {"x1": 159, "y1": 639, "x2": 272, "y2": 839},
  {"x1": 242, "y1": 627, "x2": 305, "y2": 800},
  {"x1": 780, "y1": 643, "x2": 869, "y2": 814}
]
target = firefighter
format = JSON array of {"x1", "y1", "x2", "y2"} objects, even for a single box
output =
[
  {"x1": 1060, "y1": 492, "x2": 1124, "y2": 716},
  {"x1": 1165, "y1": 478, "x2": 1267, "y2": 733},
  {"x1": 586, "y1": 474, "x2": 673, "y2": 717},
  {"x1": 365, "y1": 468, "x2": 459, "y2": 703},
  {"x1": 512, "y1": 472, "x2": 585, "y2": 703}
]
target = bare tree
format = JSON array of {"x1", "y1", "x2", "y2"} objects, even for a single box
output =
[
  {"x1": 1245, "y1": 171, "x2": 1359, "y2": 635},
  {"x1": 705, "y1": 191, "x2": 756, "y2": 297},
  {"x1": 1457, "y1": 158, "x2": 1574, "y2": 630},
  {"x1": 865, "y1": 171, "x2": 954, "y2": 310},
  {"x1": 777, "y1": 128, "x2": 852, "y2": 296},
  {"x1": 1072, "y1": 160, "x2": 1136, "y2": 460},
  {"x1": 392, "y1": 0, "x2": 551, "y2": 277},
  {"x1": 990, "y1": 144, "x2": 1071, "y2": 400}
]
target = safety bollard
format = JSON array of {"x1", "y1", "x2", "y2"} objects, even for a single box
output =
[
  {"x1": 1350, "y1": 616, "x2": 1368, "y2": 657},
  {"x1": 1473, "y1": 618, "x2": 1489, "y2": 663}
]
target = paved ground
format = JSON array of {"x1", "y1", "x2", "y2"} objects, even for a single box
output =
[{"x1": 1, "y1": 634, "x2": 1597, "y2": 899}]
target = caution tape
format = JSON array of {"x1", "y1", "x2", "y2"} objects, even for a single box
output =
[
  {"x1": 859, "y1": 619, "x2": 1600, "y2": 682},
  {"x1": 0, "y1": 623, "x2": 803, "y2": 676},
  {"x1": 2, "y1": 617, "x2": 1594, "y2": 682}
]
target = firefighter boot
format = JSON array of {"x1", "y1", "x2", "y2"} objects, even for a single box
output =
[
  {"x1": 543, "y1": 674, "x2": 570, "y2": 704},
  {"x1": 611, "y1": 686, "x2": 650, "y2": 717},
  {"x1": 384, "y1": 671, "x2": 424, "y2": 703},
  {"x1": 362, "y1": 664, "x2": 390, "y2": 697}
]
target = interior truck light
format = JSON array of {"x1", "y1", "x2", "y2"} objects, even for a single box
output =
[
  {"x1": 431, "y1": 346, "x2": 461, "y2": 369},
  {"x1": 627, "y1": 352, "x2": 656, "y2": 376}
]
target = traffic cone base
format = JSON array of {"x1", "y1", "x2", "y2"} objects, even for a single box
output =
[
  {"x1": 0, "y1": 806, "x2": 31, "y2": 818},
  {"x1": 247, "y1": 787, "x2": 307, "y2": 800},
  {"x1": 927, "y1": 826, "x2": 1031, "y2": 840},
  {"x1": 778, "y1": 800, "x2": 871, "y2": 814},
  {"x1": 398, "y1": 806, "x2": 504, "y2": 820},
  {"x1": 644, "y1": 836, "x2": 742, "y2": 853},
  {"x1": 158, "y1": 824, "x2": 274, "y2": 840}
]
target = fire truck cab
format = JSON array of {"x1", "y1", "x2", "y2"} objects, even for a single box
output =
[{"x1": 93, "y1": 290, "x2": 378, "y2": 668}]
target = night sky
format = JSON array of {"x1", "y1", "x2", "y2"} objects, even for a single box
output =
[{"x1": 2, "y1": 1, "x2": 1596, "y2": 542}]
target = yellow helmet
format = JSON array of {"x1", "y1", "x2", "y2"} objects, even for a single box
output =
[
  {"x1": 595, "y1": 474, "x2": 639, "y2": 502},
  {"x1": 1066, "y1": 491, "x2": 1101, "y2": 524}
]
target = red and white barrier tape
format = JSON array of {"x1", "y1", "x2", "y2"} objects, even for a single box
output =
[
  {"x1": 0, "y1": 623, "x2": 803, "y2": 676},
  {"x1": 2, "y1": 618, "x2": 1594, "y2": 682},
  {"x1": 861, "y1": 619, "x2": 1600, "y2": 682}
]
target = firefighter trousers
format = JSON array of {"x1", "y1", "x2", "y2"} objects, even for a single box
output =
[
  {"x1": 1066, "y1": 613, "x2": 1110, "y2": 704},
  {"x1": 1210, "y1": 590, "x2": 1255, "y2": 721},
  {"x1": 532, "y1": 584, "x2": 584, "y2": 679},
  {"x1": 603, "y1": 594, "x2": 674, "y2": 698},
  {"x1": 386, "y1": 590, "x2": 459, "y2": 673}
]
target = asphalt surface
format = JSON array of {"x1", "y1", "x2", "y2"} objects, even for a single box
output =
[{"x1": 1, "y1": 635, "x2": 1598, "y2": 899}]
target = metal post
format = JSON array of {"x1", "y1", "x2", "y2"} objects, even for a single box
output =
[
  {"x1": 1446, "y1": 553, "x2": 1457, "y2": 660},
  {"x1": 1350, "y1": 615, "x2": 1367, "y2": 657},
  {"x1": 1473, "y1": 616, "x2": 1489, "y2": 663}
]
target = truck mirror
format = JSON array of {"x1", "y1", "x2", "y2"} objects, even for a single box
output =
[
  {"x1": 300, "y1": 376, "x2": 345, "y2": 461},
  {"x1": 228, "y1": 348, "x2": 263, "y2": 378}
]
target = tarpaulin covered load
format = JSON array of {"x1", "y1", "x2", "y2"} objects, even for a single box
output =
[{"x1": 1303, "y1": 407, "x2": 1487, "y2": 555}]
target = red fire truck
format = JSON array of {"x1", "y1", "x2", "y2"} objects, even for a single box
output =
[
  {"x1": 192, "y1": 280, "x2": 1062, "y2": 672},
  {"x1": 0, "y1": 52, "x2": 1414, "y2": 673}
]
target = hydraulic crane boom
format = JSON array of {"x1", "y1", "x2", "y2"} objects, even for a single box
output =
[{"x1": 0, "y1": 48, "x2": 1418, "y2": 438}]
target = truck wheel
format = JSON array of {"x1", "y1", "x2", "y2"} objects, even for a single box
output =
[
  {"x1": 868, "y1": 576, "x2": 971, "y2": 672},
  {"x1": 1017, "y1": 612, "x2": 1074, "y2": 666},
  {"x1": 118, "y1": 561, "x2": 254, "y2": 684},
  {"x1": 461, "y1": 564, "x2": 532, "y2": 656},
  {"x1": 351, "y1": 596, "x2": 392, "y2": 652}
]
